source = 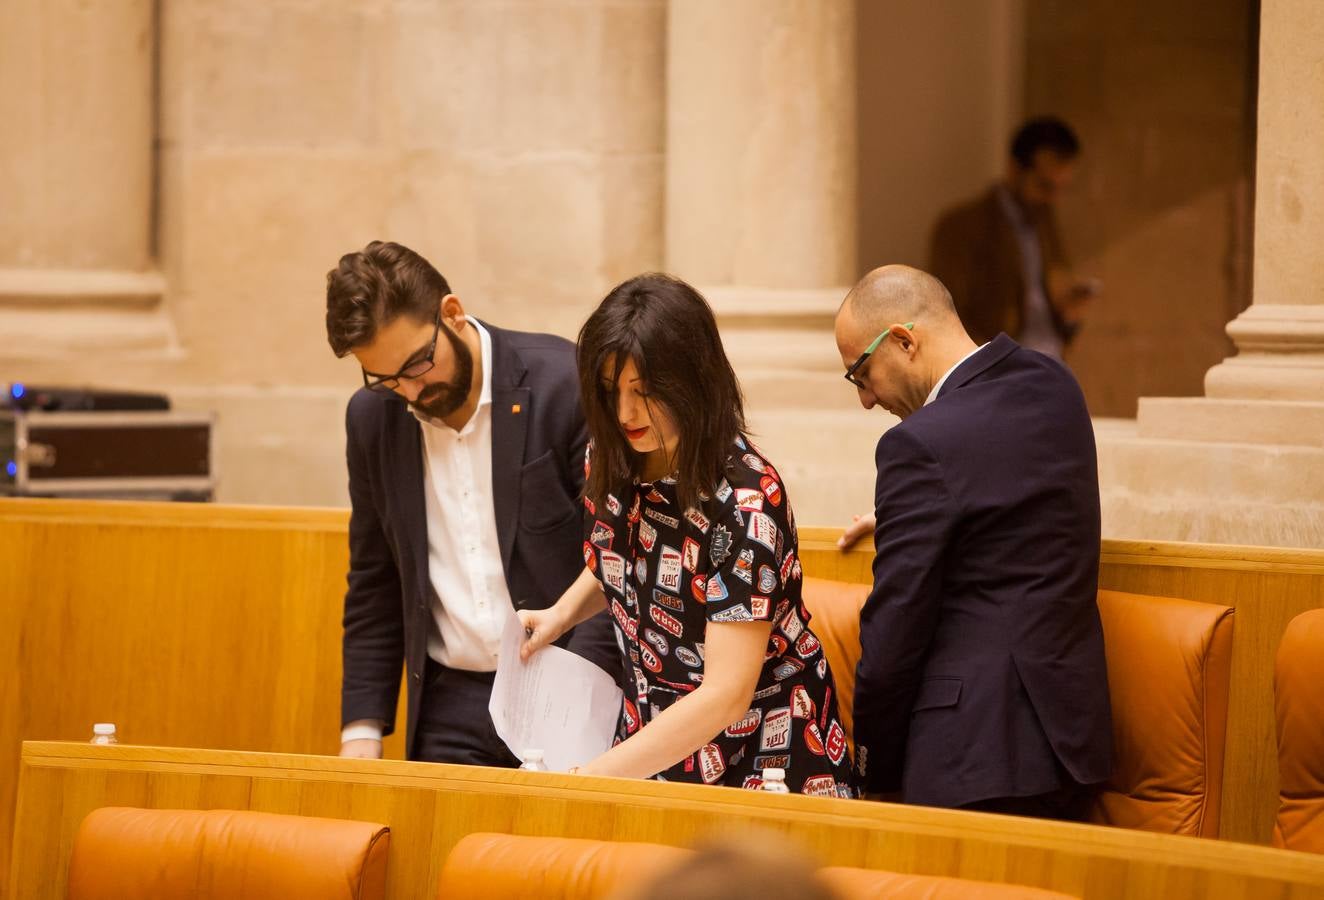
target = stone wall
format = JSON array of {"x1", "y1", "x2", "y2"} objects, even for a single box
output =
[
  {"x1": 1094, "y1": 0, "x2": 1324, "y2": 550},
  {"x1": 856, "y1": 0, "x2": 1026, "y2": 271},
  {"x1": 5, "y1": 0, "x2": 1291, "y2": 544},
  {"x1": 1024, "y1": 0, "x2": 1257, "y2": 417},
  {"x1": 1, "y1": 0, "x2": 666, "y2": 506}
]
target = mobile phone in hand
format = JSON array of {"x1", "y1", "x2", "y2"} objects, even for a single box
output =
[{"x1": 1073, "y1": 277, "x2": 1102, "y2": 299}]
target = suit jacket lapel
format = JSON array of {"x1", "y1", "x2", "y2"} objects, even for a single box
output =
[{"x1": 485, "y1": 322, "x2": 530, "y2": 577}]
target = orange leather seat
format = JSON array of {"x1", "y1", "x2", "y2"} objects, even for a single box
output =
[
  {"x1": 67, "y1": 807, "x2": 389, "y2": 900},
  {"x1": 435, "y1": 832, "x2": 1077, "y2": 899},
  {"x1": 1087, "y1": 590, "x2": 1233, "y2": 837},
  {"x1": 436, "y1": 832, "x2": 687, "y2": 899},
  {"x1": 819, "y1": 866, "x2": 1077, "y2": 899},
  {"x1": 1273, "y1": 608, "x2": 1324, "y2": 853},
  {"x1": 801, "y1": 578, "x2": 1234, "y2": 836},
  {"x1": 801, "y1": 577, "x2": 869, "y2": 744}
]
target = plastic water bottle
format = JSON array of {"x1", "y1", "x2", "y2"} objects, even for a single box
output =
[
  {"x1": 760, "y1": 767, "x2": 790, "y2": 794},
  {"x1": 90, "y1": 723, "x2": 118, "y2": 745},
  {"x1": 518, "y1": 749, "x2": 548, "y2": 771}
]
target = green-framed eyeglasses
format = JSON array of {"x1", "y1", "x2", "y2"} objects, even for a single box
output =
[{"x1": 843, "y1": 322, "x2": 914, "y2": 389}]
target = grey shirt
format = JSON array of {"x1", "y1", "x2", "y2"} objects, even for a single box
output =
[{"x1": 996, "y1": 184, "x2": 1063, "y2": 359}]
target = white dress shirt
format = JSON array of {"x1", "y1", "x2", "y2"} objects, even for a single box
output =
[
  {"x1": 341, "y1": 320, "x2": 517, "y2": 745},
  {"x1": 416, "y1": 319, "x2": 518, "y2": 670},
  {"x1": 925, "y1": 343, "x2": 988, "y2": 407}
]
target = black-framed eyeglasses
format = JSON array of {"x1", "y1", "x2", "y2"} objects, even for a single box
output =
[
  {"x1": 361, "y1": 308, "x2": 442, "y2": 393},
  {"x1": 843, "y1": 322, "x2": 914, "y2": 390}
]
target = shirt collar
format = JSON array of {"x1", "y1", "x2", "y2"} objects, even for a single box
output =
[
  {"x1": 410, "y1": 318, "x2": 493, "y2": 429},
  {"x1": 472, "y1": 319, "x2": 493, "y2": 409},
  {"x1": 924, "y1": 343, "x2": 988, "y2": 407}
]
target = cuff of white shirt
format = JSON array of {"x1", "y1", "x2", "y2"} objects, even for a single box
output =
[{"x1": 340, "y1": 720, "x2": 384, "y2": 744}]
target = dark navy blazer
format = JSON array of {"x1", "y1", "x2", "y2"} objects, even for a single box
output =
[
  {"x1": 340, "y1": 321, "x2": 620, "y2": 759},
  {"x1": 853, "y1": 334, "x2": 1112, "y2": 807}
]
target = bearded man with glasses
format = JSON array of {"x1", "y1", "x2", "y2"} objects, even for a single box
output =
[{"x1": 325, "y1": 240, "x2": 619, "y2": 766}]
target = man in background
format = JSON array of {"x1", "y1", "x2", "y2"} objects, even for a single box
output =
[
  {"x1": 325, "y1": 240, "x2": 618, "y2": 765},
  {"x1": 929, "y1": 116, "x2": 1097, "y2": 360}
]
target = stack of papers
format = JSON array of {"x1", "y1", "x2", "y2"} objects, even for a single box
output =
[{"x1": 488, "y1": 614, "x2": 623, "y2": 772}]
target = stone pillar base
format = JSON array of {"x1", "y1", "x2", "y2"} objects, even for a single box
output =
[
  {"x1": 1204, "y1": 304, "x2": 1324, "y2": 402},
  {"x1": 0, "y1": 267, "x2": 175, "y2": 357},
  {"x1": 1138, "y1": 396, "x2": 1324, "y2": 448},
  {"x1": 707, "y1": 285, "x2": 881, "y2": 527},
  {"x1": 1097, "y1": 407, "x2": 1324, "y2": 549},
  {"x1": 706, "y1": 285, "x2": 859, "y2": 411},
  {"x1": 1098, "y1": 298, "x2": 1324, "y2": 549}
]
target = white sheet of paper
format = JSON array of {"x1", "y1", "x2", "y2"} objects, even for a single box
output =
[{"x1": 488, "y1": 613, "x2": 623, "y2": 772}]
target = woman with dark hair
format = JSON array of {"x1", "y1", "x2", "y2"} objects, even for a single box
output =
[{"x1": 519, "y1": 273, "x2": 854, "y2": 795}]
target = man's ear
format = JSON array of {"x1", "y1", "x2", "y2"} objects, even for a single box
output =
[
  {"x1": 441, "y1": 293, "x2": 465, "y2": 327},
  {"x1": 889, "y1": 322, "x2": 916, "y2": 356}
]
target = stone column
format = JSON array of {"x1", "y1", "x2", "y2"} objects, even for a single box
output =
[
  {"x1": 666, "y1": 0, "x2": 856, "y2": 290},
  {"x1": 0, "y1": 0, "x2": 169, "y2": 354},
  {"x1": 666, "y1": 0, "x2": 873, "y2": 523},
  {"x1": 1092, "y1": 3, "x2": 1324, "y2": 851},
  {"x1": 1098, "y1": 0, "x2": 1324, "y2": 551},
  {"x1": 1202, "y1": 0, "x2": 1324, "y2": 404}
]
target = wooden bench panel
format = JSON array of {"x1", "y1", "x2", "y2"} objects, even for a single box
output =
[
  {"x1": 2, "y1": 498, "x2": 1320, "y2": 898},
  {"x1": 10, "y1": 743, "x2": 1324, "y2": 900}
]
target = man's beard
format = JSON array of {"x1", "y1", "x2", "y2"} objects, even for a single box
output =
[{"x1": 411, "y1": 323, "x2": 474, "y2": 419}]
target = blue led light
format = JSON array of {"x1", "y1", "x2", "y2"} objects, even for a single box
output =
[
  {"x1": 9, "y1": 383, "x2": 23, "y2": 399},
  {"x1": 4, "y1": 461, "x2": 16, "y2": 478}
]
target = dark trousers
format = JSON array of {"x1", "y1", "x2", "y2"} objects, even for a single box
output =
[
  {"x1": 413, "y1": 658, "x2": 521, "y2": 768},
  {"x1": 960, "y1": 781, "x2": 1093, "y2": 822}
]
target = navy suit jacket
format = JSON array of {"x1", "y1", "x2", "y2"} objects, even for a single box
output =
[
  {"x1": 341, "y1": 321, "x2": 620, "y2": 759},
  {"x1": 853, "y1": 334, "x2": 1112, "y2": 807}
]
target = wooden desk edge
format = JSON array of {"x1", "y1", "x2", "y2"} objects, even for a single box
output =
[
  {"x1": 5, "y1": 502, "x2": 1322, "y2": 574},
  {"x1": 19, "y1": 742, "x2": 1324, "y2": 884},
  {"x1": 798, "y1": 528, "x2": 1324, "y2": 572},
  {"x1": 0, "y1": 498, "x2": 349, "y2": 532}
]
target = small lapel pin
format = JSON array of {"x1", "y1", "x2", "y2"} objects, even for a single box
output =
[{"x1": 511, "y1": 404, "x2": 522, "y2": 414}]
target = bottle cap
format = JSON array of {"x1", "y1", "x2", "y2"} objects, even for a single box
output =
[
  {"x1": 522, "y1": 748, "x2": 544, "y2": 761},
  {"x1": 762, "y1": 767, "x2": 785, "y2": 779},
  {"x1": 93, "y1": 723, "x2": 117, "y2": 735}
]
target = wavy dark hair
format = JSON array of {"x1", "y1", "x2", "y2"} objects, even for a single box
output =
[
  {"x1": 325, "y1": 241, "x2": 450, "y2": 357},
  {"x1": 1010, "y1": 116, "x2": 1080, "y2": 169},
  {"x1": 578, "y1": 273, "x2": 746, "y2": 511}
]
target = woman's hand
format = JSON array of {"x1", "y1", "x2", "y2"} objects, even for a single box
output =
[
  {"x1": 518, "y1": 605, "x2": 569, "y2": 661},
  {"x1": 518, "y1": 566, "x2": 609, "y2": 662}
]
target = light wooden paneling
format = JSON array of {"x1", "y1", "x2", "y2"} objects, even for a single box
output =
[
  {"x1": 0, "y1": 499, "x2": 406, "y2": 900},
  {"x1": 2, "y1": 502, "x2": 1320, "y2": 897},
  {"x1": 11, "y1": 742, "x2": 1324, "y2": 900},
  {"x1": 799, "y1": 528, "x2": 875, "y2": 584}
]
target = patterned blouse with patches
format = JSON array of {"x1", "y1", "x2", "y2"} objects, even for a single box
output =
[{"x1": 583, "y1": 436, "x2": 854, "y2": 796}]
